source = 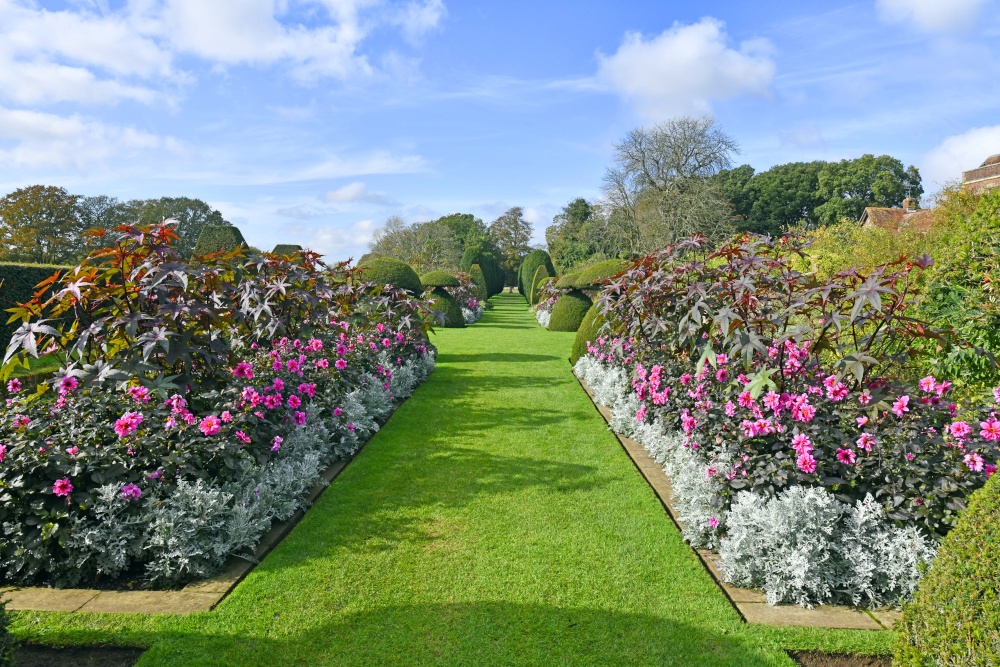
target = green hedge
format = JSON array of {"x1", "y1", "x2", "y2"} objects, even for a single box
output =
[
  {"x1": 570, "y1": 304, "x2": 605, "y2": 365},
  {"x1": 271, "y1": 244, "x2": 302, "y2": 256},
  {"x1": 529, "y1": 264, "x2": 554, "y2": 305},
  {"x1": 470, "y1": 264, "x2": 488, "y2": 300},
  {"x1": 193, "y1": 225, "x2": 246, "y2": 255},
  {"x1": 518, "y1": 250, "x2": 554, "y2": 298},
  {"x1": 574, "y1": 259, "x2": 628, "y2": 290},
  {"x1": 0, "y1": 263, "x2": 71, "y2": 352},
  {"x1": 360, "y1": 257, "x2": 423, "y2": 294},
  {"x1": 430, "y1": 288, "x2": 465, "y2": 328},
  {"x1": 555, "y1": 273, "x2": 579, "y2": 289},
  {"x1": 460, "y1": 247, "x2": 503, "y2": 296},
  {"x1": 896, "y1": 473, "x2": 1000, "y2": 666},
  {"x1": 548, "y1": 290, "x2": 592, "y2": 332},
  {"x1": 421, "y1": 270, "x2": 460, "y2": 288}
]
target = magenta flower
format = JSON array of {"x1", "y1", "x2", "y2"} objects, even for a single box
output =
[
  {"x1": 836, "y1": 448, "x2": 856, "y2": 465},
  {"x1": 127, "y1": 385, "x2": 151, "y2": 404},
  {"x1": 199, "y1": 415, "x2": 222, "y2": 436},
  {"x1": 273, "y1": 378, "x2": 285, "y2": 392},
  {"x1": 949, "y1": 421, "x2": 973, "y2": 439},
  {"x1": 791, "y1": 434, "x2": 812, "y2": 455},
  {"x1": 264, "y1": 394, "x2": 282, "y2": 409},
  {"x1": 235, "y1": 430, "x2": 251, "y2": 444},
  {"x1": 891, "y1": 395, "x2": 910, "y2": 417},
  {"x1": 856, "y1": 415, "x2": 869, "y2": 427},
  {"x1": 965, "y1": 452, "x2": 985, "y2": 472},
  {"x1": 65, "y1": 446, "x2": 78, "y2": 457},
  {"x1": 737, "y1": 391, "x2": 754, "y2": 408},
  {"x1": 221, "y1": 411, "x2": 232, "y2": 423},
  {"x1": 708, "y1": 516, "x2": 719, "y2": 529},
  {"x1": 287, "y1": 394, "x2": 302, "y2": 409},
  {"x1": 334, "y1": 407, "x2": 343, "y2": 417},
  {"x1": 120, "y1": 483, "x2": 142, "y2": 500},
  {"x1": 233, "y1": 362, "x2": 254, "y2": 379},
  {"x1": 918, "y1": 376, "x2": 937, "y2": 393},
  {"x1": 635, "y1": 405, "x2": 647, "y2": 422},
  {"x1": 856, "y1": 432, "x2": 876, "y2": 452},
  {"x1": 298, "y1": 383, "x2": 317, "y2": 398},
  {"x1": 13, "y1": 414, "x2": 30, "y2": 428},
  {"x1": 272, "y1": 359, "x2": 283, "y2": 371},
  {"x1": 0, "y1": 444, "x2": 6, "y2": 463},
  {"x1": 376, "y1": 322, "x2": 385, "y2": 333},
  {"x1": 335, "y1": 358, "x2": 347, "y2": 370},
  {"x1": 796, "y1": 453, "x2": 817, "y2": 474},
  {"x1": 53, "y1": 478, "x2": 73, "y2": 497},
  {"x1": 724, "y1": 401, "x2": 737, "y2": 417},
  {"x1": 981, "y1": 418, "x2": 1000, "y2": 442},
  {"x1": 59, "y1": 376, "x2": 79, "y2": 394},
  {"x1": 114, "y1": 411, "x2": 144, "y2": 438},
  {"x1": 6, "y1": 379, "x2": 21, "y2": 393},
  {"x1": 286, "y1": 359, "x2": 300, "y2": 373},
  {"x1": 271, "y1": 436, "x2": 283, "y2": 452},
  {"x1": 859, "y1": 391, "x2": 872, "y2": 405},
  {"x1": 294, "y1": 411, "x2": 307, "y2": 426},
  {"x1": 316, "y1": 358, "x2": 330, "y2": 369}
]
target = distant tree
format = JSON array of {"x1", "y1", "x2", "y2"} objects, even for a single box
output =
[
  {"x1": 488, "y1": 207, "x2": 533, "y2": 285},
  {"x1": 434, "y1": 213, "x2": 487, "y2": 251},
  {"x1": 125, "y1": 197, "x2": 230, "y2": 257},
  {"x1": 741, "y1": 161, "x2": 826, "y2": 235},
  {"x1": 0, "y1": 185, "x2": 83, "y2": 264},
  {"x1": 546, "y1": 198, "x2": 598, "y2": 272},
  {"x1": 603, "y1": 116, "x2": 738, "y2": 251},
  {"x1": 367, "y1": 216, "x2": 461, "y2": 274},
  {"x1": 713, "y1": 164, "x2": 755, "y2": 220},
  {"x1": 814, "y1": 155, "x2": 923, "y2": 225}
]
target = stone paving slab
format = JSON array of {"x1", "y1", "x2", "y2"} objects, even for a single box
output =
[
  {"x1": 3, "y1": 446, "x2": 362, "y2": 615},
  {"x1": 575, "y1": 374, "x2": 892, "y2": 632}
]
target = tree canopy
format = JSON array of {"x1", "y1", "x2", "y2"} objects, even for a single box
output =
[
  {"x1": 0, "y1": 185, "x2": 83, "y2": 264},
  {"x1": 488, "y1": 207, "x2": 533, "y2": 285}
]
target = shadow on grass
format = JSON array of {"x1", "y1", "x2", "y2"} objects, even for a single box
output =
[
  {"x1": 440, "y1": 352, "x2": 563, "y2": 363},
  {"x1": 140, "y1": 601, "x2": 788, "y2": 667}
]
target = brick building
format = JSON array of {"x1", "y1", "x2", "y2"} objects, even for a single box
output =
[{"x1": 962, "y1": 154, "x2": 1000, "y2": 193}]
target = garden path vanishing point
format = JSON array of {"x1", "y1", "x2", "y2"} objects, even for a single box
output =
[{"x1": 13, "y1": 293, "x2": 892, "y2": 665}]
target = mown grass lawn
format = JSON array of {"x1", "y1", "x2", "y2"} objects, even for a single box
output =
[{"x1": 10, "y1": 293, "x2": 892, "y2": 665}]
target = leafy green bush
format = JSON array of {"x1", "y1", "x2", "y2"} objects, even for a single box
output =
[
  {"x1": 555, "y1": 273, "x2": 579, "y2": 289},
  {"x1": 360, "y1": 257, "x2": 423, "y2": 294},
  {"x1": 469, "y1": 264, "x2": 488, "y2": 300},
  {"x1": 548, "y1": 290, "x2": 592, "y2": 331},
  {"x1": 570, "y1": 303, "x2": 604, "y2": 365},
  {"x1": 518, "y1": 250, "x2": 554, "y2": 298},
  {"x1": 0, "y1": 596, "x2": 13, "y2": 667},
  {"x1": 192, "y1": 225, "x2": 246, "y2": 255},
  {"x1": 420, "y1": 270, "x2": 460, "y2": 288},
  {"x1": 0, "y1": 262, "x2": 70, "y2": 351},
  {"x1": 896, "y1": 473, "x2": 1000, "y2": 666},
  {"x1": 271, "y1": 244, "x2": 302, "y2": 256},
  {"x1": 530, "y1": 264, "x2": 554, "y2": 305},
  {"x1": 430, "y1": 288, "x2": 465, "y2": 328},
  {"x1": 574, "y1": 259, "x2": 628, "y2": 290},
  {"x1": 460, "y1": 246, "x2": 504, "y2": 296}
]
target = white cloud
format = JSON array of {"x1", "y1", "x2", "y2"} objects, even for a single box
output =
[
  {"x1": 0, "y1": 107, "x2": 180, "y2": 168},
  {"x1": 392, "y1": 0, "x2": 447, "y2": 43},
  {"x1": 876, "y1": 0, "x2": 987, "y2": 33},
  {"x1": 596, "y1": 18, "x2": 775, "y2": 119},
  {"x1": 323, "y1": 181, "x2": 399, "y2": 205},
  {"x1": 920, "y1": 125, "x2": 1000, "y2": 191}
]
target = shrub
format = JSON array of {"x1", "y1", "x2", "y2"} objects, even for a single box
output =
[
  {"x1": 271, "y1": 244, "x2": 303, "y2": 256},
  {"x1": 460, "y1": 246, "x2": 504, "y2": 296},
  {"x1": 573, "y1": 259, "x2": 628, "y2": 291},
  {"x1": 429, "y1": 288, "x2": 465, "y2": 328},
  {"x1": 518, "y1": 250, "x2": 554, "y2": 298},
  {"x1": 0, "y1": 262, "x2": 70, "y2": 352},
  {"x1": 420, "y1": 270, "x2": 460, "y2": 288},
  {"x1": 570, "y1": 304, "x2": 604, "y2": 365},
  {"x1": 555, "y1": 273, "x2": 579, "y2": 289},
  {"x1": 896, "y1": 473, "x2": 1000, "y2": 666},
  {"x1": 360, "y1": 257, "x2": 423, "y2": 294},
  {"x1": 446, "y1": 272, "x2": 483, "y2": 324},
  {"x1": 192, "y1": 225, "x2": 246, "y2": 256},
  {"x1": 530, "y1": 265, "x2": 554, "y2": 305},
  {"x1": 548, "y1": 290, "x2": 592, "y2": 331},
  {"x1": 0, "y1": 595, "x2": 13, "y2": 667},
  {"x1": 469, "y1": 264, "x2": 489, "y2": 300}
]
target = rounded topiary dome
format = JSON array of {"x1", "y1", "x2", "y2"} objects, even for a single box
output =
[
  {"x1": 555, "y1": 273, "x2": 579, "y2": 289},
  {"x1": 548, "y1": 290, "x2": 592, "y2": 332},
  {"x1": 574, "y1": 259, "x2": 628, "y2": 290},
  {"x1": 570, "y1": 303, "x2": 605, "y2": 365},
  {"x1": 360, "y1": 257, "x2": 423, "y2": 294},
  {"x1": 429, "y1": 288, "x2": 465, "y2": 328},
  {"x1": 271, "y1": 244, "x2": 302, "y2": 256},
  {"x1": 895, "y1": 474, "x2": 1000, "y2": 665},
  {"x1": 421, "y1": 270, "x2": 460, "y2": 288}
]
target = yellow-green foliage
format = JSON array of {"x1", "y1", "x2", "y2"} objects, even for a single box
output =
[
  {"x1": 895, "y1": 473, "x2": 1000, "y2": 666},
  {"x1": 570, "y1": 303, "x2": 605, "y2": 365},
  {"x1": 193, "y1": 225, "x2": 246, "y2": 255},
  {"x1": 794, "y1": 220, "x2": 936, "y2": 280}
]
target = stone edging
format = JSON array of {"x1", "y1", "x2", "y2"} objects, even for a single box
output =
[
  {"x1": 1, "y1": 420, "x2": 377, "y2": 615},
  {"x1": 574, "y1": 374, "x2": 901, "y2": 632}
]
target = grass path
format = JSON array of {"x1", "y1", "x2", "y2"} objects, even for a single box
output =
[{"x1": 12, "y1": 293, "x2": 892, "y2": 665}]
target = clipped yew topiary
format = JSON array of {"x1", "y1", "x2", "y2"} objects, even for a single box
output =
[
  {"x1": 555, "y1": 273, "x2": 579, "y2": 289},
  {"x1": 359, "y1": 257, "x2": 423, "y2": 294},
  {"x1": 429, "y1": 288, "x2": 465, "y2": 328},
  {"x1": 271, "y1": 244, "x2": 302, "y2": 256},
  {"x1": 469, "y1": 264, "x2": 488, "y2": 300},
  {"x1": 570, "y1": 303, "x2": 605, "y2": 365},
  {"x1": 0, "y1": 263, "x2": 71, "y2": 350},
  {"x1": 193, "y1": 225, "x2": 246, "y2": 256},
  {"x1": 420, "y1": 270, "x2": 460, "y2": 289},
  {"x1": 895, "y1": 473, "x2": 1000, "y2": 666},
  {"x1": 547, "y1": 290, "x2": 592, "y2": 332},
  {"x1": 529, "y1": 264, "x2": 554, "y2": 305},
  {"x1": 518, "y1": 250, "x2": 554, "y2": 298},
  {"x1": 460, "y1": 246, "x2": 504, "y2": 297},
  {"x1": 573, "y1": 259, "x2": 628, "y2": 291}
]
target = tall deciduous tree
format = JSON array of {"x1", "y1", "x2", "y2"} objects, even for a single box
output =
[
  {"x1": 814, "y1": 155, "x2": 923, "y2": 225},
  {"x1": 0, "y1": 185, "x2": 82, "y2": 264},
  {"x1": 367, "y1": 216, "x2": 461, "y2": 273},
  {"x1": 434, "y1": 213, "x2": 487, "y2": 251},
  {"x1": 488, "y1": 207, "x2": 533, "y2": 285},
  {"x1": 124, "y1": 197, "x2": 230, "y2": 257},
  {"x1": 741, "y1": 161, "x2": 826, "y2": 235},
  {"x1": 603, "y1": 116, "x2": 738, "y2": 251}
]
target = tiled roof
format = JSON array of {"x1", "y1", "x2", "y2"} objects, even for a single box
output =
[{"x1": 860, "y1": 207, "x2": 936, "y2": 233}]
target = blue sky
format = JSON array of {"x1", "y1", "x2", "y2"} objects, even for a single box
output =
[{"x1": 1, "y1": 0, "x2": 999, "y2": 262}]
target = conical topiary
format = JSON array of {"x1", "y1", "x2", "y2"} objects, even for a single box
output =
[
  {"x1": 518, "y1": 250, "x2": 554, "y2": 298},
  {"x1": 193, "y1": 225, "x2": 246, "y2": 256},
  {"x1": 469, "y1": 264, "x2": 488, "y2": 300},
  {"x1": 271, "y1": 244, "x2": 302, "y2": 256}
]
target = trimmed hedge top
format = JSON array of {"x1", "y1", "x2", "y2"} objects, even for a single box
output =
[
  {"x1": 360, "y1": 257, "x2": 423, "y2": 294},
  {"x1": 420, "y1": 270, "x2": 460, "y2": 288},
  {"x1": 896, "y1": 473, "x2": 1000, "y2": 665},
  {"x1": 193, "y1": 225, "x2": 246, "y2": 256},
  {"x1": 548, "y1": 290, "x2": 592, "y2": 332},
  {"x1": 555, "y1": 273, "x2": 579, "y2": 289},
  {"x1": 518, "y1": 250, "x2": 554, "y2": 297},
  {"x1": 574, "y1": 259, "x2": 628, "y2": 290},
  {"x1": 271, "y1": 244, "x2": 302, "y2": 256}
]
